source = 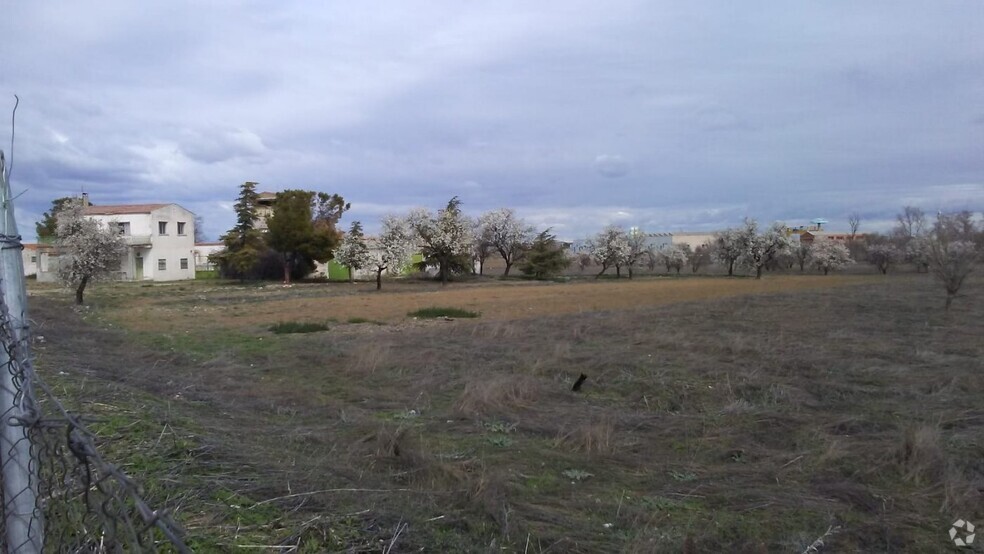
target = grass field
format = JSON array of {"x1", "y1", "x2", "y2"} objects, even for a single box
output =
[{"x1": 27, "y1": 272, "x2": 984, "y2": 552}]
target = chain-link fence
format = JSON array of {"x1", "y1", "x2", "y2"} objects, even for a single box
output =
[{"x1": 2, "y1": 147, "x2": 189, "y2": 552}]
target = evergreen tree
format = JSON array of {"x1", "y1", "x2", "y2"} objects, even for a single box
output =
[
  {"x1": 214, "y1": 181, "x2": 265, "y2": 279},
  {"x1": 266, "y1": 190, "x2": 346, "y2": 284},
  {"x1": 36, "y1": 197, "x2": 73, "y2": 242},
  {"x1": 520, "y1": 230, "x2": 570, "y2": 279}
]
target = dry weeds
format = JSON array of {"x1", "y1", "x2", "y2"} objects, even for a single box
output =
[{"x1": 26, "y1": 273, "x2": 984, "y2": 551}]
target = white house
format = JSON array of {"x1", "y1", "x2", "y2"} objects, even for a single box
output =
[
  {"x1": 193, "y1": 241, "x2": 225, "y2": 271},
  {"x1": 37, "y1": 203, "x2": 198, "y2": 282},
  {"x1": 647, "y1": 232, "x2": 717, "y2": 251},
  {"x1": 21, "y1": 244, "x2": 41, "y2": 277}
]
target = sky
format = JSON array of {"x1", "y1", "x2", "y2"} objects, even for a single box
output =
[{"x1": 2, "y1": 1, "x2": 982, "y2": 241}]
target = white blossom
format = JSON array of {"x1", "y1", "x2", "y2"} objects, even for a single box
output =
[
  {"x1": 404, "y1": 197, "x2": 472, "y2": 284},
  {"x1": 334, "y1": 221, "x2": 371, "y2": 280},
  {"x1": 54, "y1": 197, "x2": 126, "y2": 304},
  {"x1": 808, "y1": 240, "x2": 853, "y2": 275},
  {"x1": 656, "y1": 244, "x2": 689, "y2": 274},
  {"x1": 477, "y1": 208, "x2": 535, "y2": 276},
  {"x1": 739, "y1": 220, "x2": 792, "y2": 279},
  {"x1": 588, "y1": 225, "x2": 631, "y2": 277}
]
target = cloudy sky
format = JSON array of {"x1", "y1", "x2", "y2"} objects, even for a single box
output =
[{"x1": 2, "y1": 1, "x2": 982, "y2": 241}]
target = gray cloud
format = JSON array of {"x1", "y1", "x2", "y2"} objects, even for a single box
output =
[
  {"x1": 1, "y1": 1, "x2": 981, "y2": 242},
  {"x1": 594, "y1": 155, "x2": 629, "y2": 178}
]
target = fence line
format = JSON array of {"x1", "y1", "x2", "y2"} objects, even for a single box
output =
[{"x1": 1, "y1": 148, "x2": 189, "y2": 551}]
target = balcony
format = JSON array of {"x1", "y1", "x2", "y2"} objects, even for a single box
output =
[{"x1": 122, "y1": 234, "x2": 152, "y2": 246}]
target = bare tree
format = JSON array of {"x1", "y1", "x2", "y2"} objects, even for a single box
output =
[
  {"x1": 194, "y1": 215, "x2": 207, "y2": 242},
  {"x1": 848, "y1": 213, "x2": 861, "y2": 239},
  {"x1": 894, "y1": 206, "x2": 926, "y2": 241},
  {"x1": 689, "y1": 244, "x2": 711, "y2": 273},
  {"x1": 866, "y1": 244, "x2": 900, "y2": 275},
  {"x1": 928, "y1": 212, "x2": 980, "y2": 310},
  {"x1": 792, "y1": 243, "x2": 811, "y2": 272},
  {"x1": 625, "y1": 229, "x2": 653, "y2": 279}
]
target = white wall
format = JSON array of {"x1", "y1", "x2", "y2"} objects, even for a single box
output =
[{"x1": 89, "y1": 204, "x2": 197, "y2": 281}]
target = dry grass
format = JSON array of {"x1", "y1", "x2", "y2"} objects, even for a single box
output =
[
  {"x1": 556, "y1": 417, "x2": 617, "y2": 455},
  {"x1": 454, "y1": 374, "x2": 544, "y2": 417},
  {"x1": 26, "y1": 272, "x2": 984, "y2": 551}
]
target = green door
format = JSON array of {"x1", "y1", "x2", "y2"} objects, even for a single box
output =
[{"x1": 135, "y1": 255, "x2": 143, "y2": 280}]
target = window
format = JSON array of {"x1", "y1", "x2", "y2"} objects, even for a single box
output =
[
  {"x1": 30, "y1": 255, "x2": 37, "y2": 263},
  {"x1": 117, "y1": 222, "x2": 131, "y2": 235},
  {"x1": 177, "y1": 222, "x2": 186, "y2": 235},
  {"x1": 180, "y1": 258, "x2": 189, "y2": 270},
  {"x1": 158, "y1": 221, "x2": 168, "y2": 235},
  {"x1": 158, "y1": 259, "x2": 167, "y2": 271}
]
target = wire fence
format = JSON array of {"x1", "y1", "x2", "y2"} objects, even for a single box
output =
[
  {"x1": 1, "y1": 147, "x2": 189, "y2": 550},
  {"x1": 0, "y1": 250, "x2": 192, "y2": 552},
  {"x1": 0, "y1": 248, "x2": 191, "y2": 553}
]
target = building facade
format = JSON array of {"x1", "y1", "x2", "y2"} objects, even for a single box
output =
[{"x1": 37, "y1": 203, "x2": 198, "y2": 282}]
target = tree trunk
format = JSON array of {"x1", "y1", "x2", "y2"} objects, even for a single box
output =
[
  {"x1": 755, "y1": 266, "x2": 763, "y2": 279},
  {"x1": 503, "y1": 261, "x2": 512, "y2": 277},
  {"x1": 728, "y1": 260, "x2": 735, "y2": 276},
  {"x1": 596, "y1": 265, "x2": 607, "y2": 279},
  {"x1": 282, "y1": 254, "x2": 291, "y2": 284},
  {"x1": 628, "y1": 266, "x2": 634, "y2": 279},
  {"x1": 479, "y1": 259, "x2": 484, "y2": 276},
  {"x1": 75, "y1": 275, "x2": 89, "y2": 305},
  {"x1": 823, "y1": 268, "x2": 829, "y2": 275},
  {"x1": 615, "y1": 265, "x2": 621, "y2": 278},
  {"x1": 376, "y1": 268, "x2": 384, "y2": 290},
  {"x1": 440, "y1": 260, "x2": 448, "y2": 286},
  {"x1": 676, "y1": 266, "x2": 681, "y2": 275},
  {"x1": 348, "y1": 266, "x2": 354, "y2": 283}
]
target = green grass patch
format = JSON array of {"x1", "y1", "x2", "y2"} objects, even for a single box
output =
[
  {"x1": 407, "y1": 307, "x2": 480, "y2": 319},
  {"x1": 195, "y1": 269, "x2": 219, "y2": 279},
  {"x1": 269, "y1": 321, "x2": 330, "y2": 334},
  {"x1": 347, "y1": 316, "x2": 385, "y2": 325}
]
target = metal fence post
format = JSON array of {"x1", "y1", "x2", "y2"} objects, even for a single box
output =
[{"x1": 0, "y1": 150, "x2": 43, "y2": 553}]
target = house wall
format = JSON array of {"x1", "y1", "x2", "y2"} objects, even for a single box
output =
[
  {"x1": 87, "y1": 204, "x2": 197, "y2": 281},
  {"x1": 670, "y1": 232, "x2": 715, "y2": 250},
  {"x1": 21, "y1": 246, "x2": 38, "y2": 276},
  {"x1": 193, "y1": 242, "x2": 225, "y2": 270}
]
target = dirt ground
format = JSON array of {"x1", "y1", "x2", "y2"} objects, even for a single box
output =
[
  {"x1": 26, "y1": 273, "x2": 984, "y2": 552},
  {"x1": 95, "y1": 274, "x2": 874, "y2": 333}
]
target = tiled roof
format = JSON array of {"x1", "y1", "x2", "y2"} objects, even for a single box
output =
[{"x1": 83, "y1": 204, "x2": 170, "y2": 216}]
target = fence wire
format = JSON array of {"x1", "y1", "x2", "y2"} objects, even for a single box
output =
[{"x1": 0, "y1": 244, "x2": 190, "y2": 553}]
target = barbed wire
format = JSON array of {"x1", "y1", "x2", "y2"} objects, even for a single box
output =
[{"x1": 0, "y1": 232, "x2": 190, "y2": 553}]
